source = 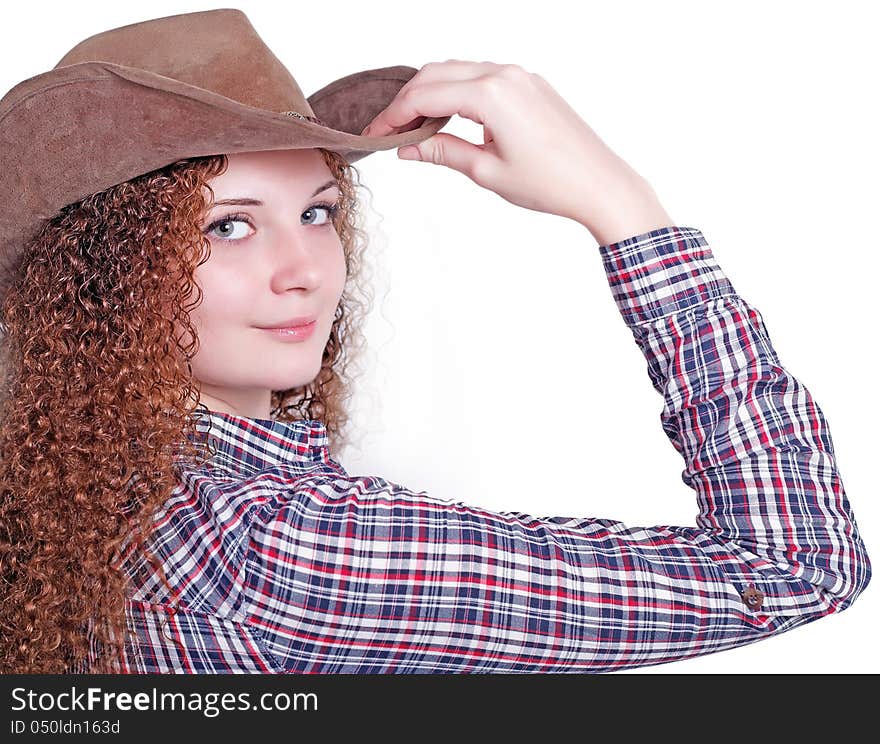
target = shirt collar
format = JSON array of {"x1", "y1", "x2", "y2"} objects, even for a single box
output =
[{"x1": 183, "y1": 407, "x2": 332, "y2": 473}]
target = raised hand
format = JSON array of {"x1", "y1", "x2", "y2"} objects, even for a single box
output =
[{"x1": 360, "y1": 60, "x2": 672, "y2": 244}]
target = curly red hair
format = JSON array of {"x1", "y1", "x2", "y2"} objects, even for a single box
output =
[{"x1": 0, "y1": 147, "x2": 373, "y2": 673}]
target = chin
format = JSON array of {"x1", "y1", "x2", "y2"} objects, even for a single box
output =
[{"x1": 272, "y1": 363, "x2": 322, "y2": 392}]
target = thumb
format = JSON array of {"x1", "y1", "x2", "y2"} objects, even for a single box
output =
[{"x1": 397, "y1": 132, "x2": 488, "y2": 178}]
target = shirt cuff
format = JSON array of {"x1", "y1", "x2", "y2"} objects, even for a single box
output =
[{"x1": 598, "y1": 225, "x2": 739, "y2": 328}]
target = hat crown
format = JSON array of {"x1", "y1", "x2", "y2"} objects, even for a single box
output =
[{"x1": 53, "y1": 8, "x2": 315, "y2": 118}]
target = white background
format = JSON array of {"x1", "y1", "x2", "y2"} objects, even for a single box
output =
[{"x1": 4, "y1": 0, "x2": 877, "y2": 673}]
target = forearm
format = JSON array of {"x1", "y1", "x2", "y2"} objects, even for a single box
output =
[{"x1": 597, "y1": 226, "x2": 872, "y2": 614}]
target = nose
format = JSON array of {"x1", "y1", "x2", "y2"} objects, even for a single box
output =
[{"x1": 269, "y1": 233, "x2": 323, "y2": 293}]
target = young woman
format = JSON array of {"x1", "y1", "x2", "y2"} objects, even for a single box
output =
[{"x1": 0, "y1": 9, "x2": 870, "y2": 674}]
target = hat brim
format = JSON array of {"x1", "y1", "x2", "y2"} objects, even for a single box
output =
[
  {"x1": 0, "y1": 60, "x2": 449, "y2": 296},
  {"x1": 104, "y1": 60, "x2": 448, "y2": 162}
]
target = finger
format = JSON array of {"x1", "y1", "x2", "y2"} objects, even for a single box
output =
[
  {"x1": 362, "y1": 79, "x2": 489, "y2": 138},
  {"x1": 361, "y1": 60, "x2": 499, "y2": 136},
  {"x1": 397, "y1": 131, "x2": 496, "y2": 183},
  {"x1": 395, "y1": 59, "x2": 499, "y2": 98}
]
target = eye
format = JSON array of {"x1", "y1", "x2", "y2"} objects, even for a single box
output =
[
  {"x1": 205, "y1": 214, "x2": 253, "y2": 241},
  {"x1": 302, "y1": 201, "x2": 340, "y2": 226}
]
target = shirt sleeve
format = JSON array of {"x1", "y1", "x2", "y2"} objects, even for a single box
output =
[{"x1": 243, "y1": 225, "x2": 872, "y2": 673}]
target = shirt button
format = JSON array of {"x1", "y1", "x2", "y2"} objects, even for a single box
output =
[{"x1": 741, "y1": 583, "x2": 764, "y2": 611}]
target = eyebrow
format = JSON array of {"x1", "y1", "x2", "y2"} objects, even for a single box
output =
[{"x1": 210, "y1": 179, "x2": 339, "y2": 208}]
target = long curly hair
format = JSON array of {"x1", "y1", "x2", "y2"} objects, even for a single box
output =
[{"x1": 0, "y1": 147, "x2": 374, "y2": 673}]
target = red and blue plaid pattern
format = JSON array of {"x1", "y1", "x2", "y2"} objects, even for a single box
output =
[{"x1": 91, "y1": 225, "x2": 870, "y2": 673}]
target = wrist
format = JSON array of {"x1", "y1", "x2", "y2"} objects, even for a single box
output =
[{"x1": 576, "y1": 177, "x2": 674, "y2": 247}]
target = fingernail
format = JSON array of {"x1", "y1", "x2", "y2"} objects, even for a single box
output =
[{"x1": 398, "y1": 146, "x2": 420, "y2": 160}]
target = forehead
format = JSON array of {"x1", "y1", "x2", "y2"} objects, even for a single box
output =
[{"x1": 204, "y1": 148, "x2": 332, "y2": 197}]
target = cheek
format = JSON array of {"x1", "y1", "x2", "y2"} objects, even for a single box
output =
[
  {"x1": 203, "y1": 262, "x2": 253, "y2": 307},
  {"x1": 188, "y1": 268, "x2": 255, "y2": 338},
  {"x1": 329, "y1": 241, "x2": 348, "y2": 298},
  {"x1": 186, "y1": 270, "x2": 258, "y2": 380}
]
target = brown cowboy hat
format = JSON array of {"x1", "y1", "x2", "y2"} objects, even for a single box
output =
[{"x1": 0, "y1": 7, "x2": 450, "y2": 307}]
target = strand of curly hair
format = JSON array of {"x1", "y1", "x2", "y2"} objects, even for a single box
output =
[{"x1": 0, "y1": 147, "x2": 374, "y2": 673}]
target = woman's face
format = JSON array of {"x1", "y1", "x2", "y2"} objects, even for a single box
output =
[{"x1": 186, "y1": 148, "x2": 347, "y2": 418}]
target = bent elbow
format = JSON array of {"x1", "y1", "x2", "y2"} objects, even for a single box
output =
[
  {"x1": 820, "y1": 538, "x2": 872, "y2": 613},
  {"x1": 838, "y1": 550, "x2": 872, "y2": 611}
]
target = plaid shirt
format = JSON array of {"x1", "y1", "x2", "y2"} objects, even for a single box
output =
[{"x1": 90, "y1": 225, "x2": 871, "y2": 673}]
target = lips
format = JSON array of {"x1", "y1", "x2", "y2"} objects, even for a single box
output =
[{"x1": 255, "y1": 316, "x2": 316, "y2": 330}]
